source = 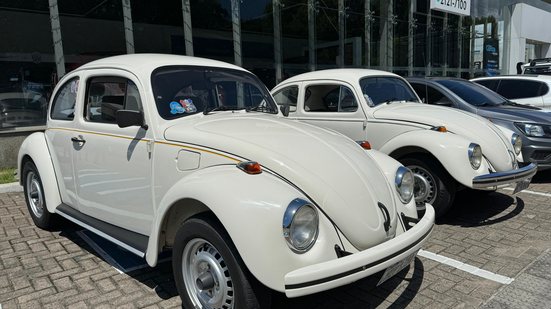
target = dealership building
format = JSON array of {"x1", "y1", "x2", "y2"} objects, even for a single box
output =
[{"x1": 2, "y1": 0, "x2": 551, "y2": 167}]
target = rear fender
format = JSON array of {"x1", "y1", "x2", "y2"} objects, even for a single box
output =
[
  {"x1": 380, "y1": 130, "x2": 490, "y2": 188},
  {"x1": 17, "y1": 132, "x2": 61, "y2": 213}
]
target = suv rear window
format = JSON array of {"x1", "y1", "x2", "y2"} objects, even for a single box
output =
[{"x1": 496, "y1": 80, "x2": 545, "y2": 99}]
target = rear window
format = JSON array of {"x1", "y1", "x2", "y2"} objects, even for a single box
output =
[{"x1": 496, "y1": 80, "x2": 544, "y2": 99}]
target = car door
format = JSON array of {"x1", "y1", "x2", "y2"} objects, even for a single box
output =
[
  {"x1": 72, "y1": 70, "x2": 154, "y2": 235},
  {"x1": 294, "y1": 82, "x2": 367, "y2": 141},
  {"x1": 45, "y1": 76, "x2": 82, "y2": 209}
]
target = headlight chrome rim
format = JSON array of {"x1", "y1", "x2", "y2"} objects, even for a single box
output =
[
  {"x1": 283, "y1": 199, "x2": 319, "y2": 254},
  {"x1": 511, "y1": 133, "x2": 522, "y2": 155},
  {"x1": 395, "y1": 166, "x2": 414, "y2": 204},
  {"x1": 468, "y1": 143, "x2": 482, "y2": 170}
]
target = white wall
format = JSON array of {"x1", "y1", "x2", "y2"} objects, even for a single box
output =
[{"x1": 506, "y1": 3, "x2": 551, "y2": 73}]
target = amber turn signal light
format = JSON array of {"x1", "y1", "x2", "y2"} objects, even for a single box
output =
[
  {"x1": 432, "y1": 126, "x2": 447, "y2": 133},
  {"x1": 357, "y1": 141, "x2": 371, "y2": 150},
  {"x1": 237, "y1": 161, "x2": 262, "y2": 174}
]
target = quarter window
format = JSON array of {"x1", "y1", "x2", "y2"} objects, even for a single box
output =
[
  {"x1": 85, "y1": 77, "x2": 143, "y2": 123},
  {"x1": 50, "y1": 78, "x2": 79, "y2": 121},
  {"x1": 304, "y1": 84, "x2": 358, "y2": 112},
  {"x1": 273, "y1": 86, "x2": 298, "y2": 107},
  {"x1": 496, "y1": 80, "x2": 544, "y2": 99}
]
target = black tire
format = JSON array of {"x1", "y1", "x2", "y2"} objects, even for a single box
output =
[
  {"x1": 22, "y1": 161, "x2": 55, "y2": 229},
  {"x1": 172, "y1": 215, "x2": 267, "y2": 309},
  {"x1": 401, "y1": 155, "x2": 456, "y2": 218}
]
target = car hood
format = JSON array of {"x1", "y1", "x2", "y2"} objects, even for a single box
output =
[
  {"x1": 373, "y1": 103, "x2": 516, "y2": 171},
  {"x1": 164, "y1": 112, "x2": 398, "y2": 249},
  {"x1": 476, "y1": 105, "x2": 551, "y2": 123}
]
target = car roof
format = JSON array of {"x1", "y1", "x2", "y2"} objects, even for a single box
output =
[
  {"x1": 75, "y1": 53, "x2": 248, "y2": 75},
  {"x1": 471, "y1": 75, "x2": 551, "y2": 81},
  {"x1": 281, "y1": 68, "x2": 399, "y2": 84}
]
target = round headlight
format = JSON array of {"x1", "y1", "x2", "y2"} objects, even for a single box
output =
[
  {"x1": 283, "y1": 199, "x2": 319, "y2": 253},
  {"x1": 395, "y1": 166, "x2": 414, "y2": 203},
  {"x1": 511, "y1": 133, "x2": 522, "y2": 155},
  {"x1": 468, "y1": 143, "x2": 482, "y2": 169}
]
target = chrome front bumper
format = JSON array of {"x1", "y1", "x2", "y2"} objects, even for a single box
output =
[
  {"x1": 284, "y1": 204, "x2": 435, "y2": 298},
  {"x1": 472, "y1": 163, "x2": 537, "y2": 189}
]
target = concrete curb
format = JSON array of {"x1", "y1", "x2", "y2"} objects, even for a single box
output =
[{"x1": 0, "y1": 182, "x2": 22, "y2": 193}]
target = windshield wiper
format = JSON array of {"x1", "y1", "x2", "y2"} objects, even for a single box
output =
[
  {"x1": 502, "y1": 100, "x2": 541, "y2": 110},
  {"x1": 203, "y1": 105, "x2": 246, "y2": 115},
  {"x1": 384, "y1": 98, "x2": 398, "y2": 104}
]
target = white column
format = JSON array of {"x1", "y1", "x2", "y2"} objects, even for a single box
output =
[
  {"x1": 273, "y1": 0, "x2": 283, "y2": 83},
  {"x1": 231, "y1": 0, "x2": 242, "y2": 66},
  {"x1": 48, "y1": 0, "x2": 65, "y2": 77},
  {"x1": 181, "y1": 0, "x2": 194, "y2": 56},
  {"x1": 443, "y1": 13, "x2": 448, "y2": 76},
  {"x1": 308, "y1": 0, "x2": 316, "y2": 71},
  {"x1": 122, "y1": 0, "x2": 135, "y2": 54}
]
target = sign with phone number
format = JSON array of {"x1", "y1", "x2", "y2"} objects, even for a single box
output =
[{"x1": 430, "y1": 0, "x2": 471, "y2": 16}]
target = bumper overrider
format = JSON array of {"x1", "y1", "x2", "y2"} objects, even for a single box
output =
[
  {"x1": 472, "y1": 163, "x2": 537, "y2": 190},
  {"x1": 284, "y1": 204, "x2": 435, "y2": 298}
]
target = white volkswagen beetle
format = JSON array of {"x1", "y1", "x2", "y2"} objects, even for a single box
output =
[
  {"x1": 271, "y1": 69, "x2": 537, "y2": 217},
  {"x1": 18, "y1": 55, "x2": 434, "y2": 308}
]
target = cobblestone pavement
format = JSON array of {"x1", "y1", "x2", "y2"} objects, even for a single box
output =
[{"x1": 1, "y1": 171, "x2": 550, "y2": 308}]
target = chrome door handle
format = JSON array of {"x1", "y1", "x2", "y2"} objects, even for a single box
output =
[{"x1": 71, "y1": 136, "x2": 86, "y2": 144}]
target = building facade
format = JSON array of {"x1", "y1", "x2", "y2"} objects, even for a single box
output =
[{"x1": 2, "y1": 0, "x2": 551, "y2": 166}]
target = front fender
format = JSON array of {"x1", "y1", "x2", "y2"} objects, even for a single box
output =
[
  {"x1": 493, "y1": 124, "x2": 523, "y2": 162},
  {"x1": 147, "y1": 165, "x2": 343, "y2": 292},
  {"x1": 17, "y1": 132, "x2": 61, "y2": 213},
  {"x1": 379, "y1": 130, "x2": 491, "y2": 188}
]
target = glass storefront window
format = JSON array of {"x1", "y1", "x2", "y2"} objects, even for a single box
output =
[{"x1": 0, "y1": 2, "x2": 55, "y2": 129}]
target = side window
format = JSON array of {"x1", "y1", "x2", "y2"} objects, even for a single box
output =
[
  {"x1": 304, "y1": 84, "x2": 357, "y2": 112},
  {"x1": 539, "y1": 83, "x2": 549, "y2": 96},
  {"x1": 85, "y1": 77, "x2": 142, "y2": 123},
  {"x1": 51, "y1": 78, "x2": 79, "y2": 121},
  {"x1": 410, "y1": 84, "x2": 427, "y2": 102},
  {"x1": 475, "y1": 79, "x2": 499, "y2": 91},
  {"x1": 497, "y1": 80, "x2": 543, "y2": 99},
  {"x1": 273, "y1": 86, "x2": 298, "y2": 107},
  {"x1": 426, "y1": 86, "x2": 451, "y2": 105}
]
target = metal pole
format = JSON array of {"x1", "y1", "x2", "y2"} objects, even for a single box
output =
[
  {"x1": 273, "y1": 0, "x2": 283, "y2": 83},
  {"x1": 364, "y1": 0, "x2": 371, "y2": 67},
  {"x1": 231, "y1": 0, "x2": 242, "y2": 67},
  {"x1": 443, "y1": 13, "x2": 448, "y2": 76},
  {"x1": 181, "y1": 0, "x2": 194, "y2": 56},
  {"x1": 458, "y1": 16, "x2": 463, "y2": 76},
  {"x1": 308, "y1": 0, "x2": 316, "y2": 71},
  {"x1": 426, "y1": 9, "x2": 432, "y2": 76},
  {"x1": 338, "y1": 0, "x2": 345, "y2": 67},
  {"x1": 408, "y1": 0, "x2": 414, "y2": 76},
  {"x1": 122, "y1": 0, "x2": 135, "y2": 54},
  {"x1": 48, "y1": 0, "x2": 65, "y2": 77}
]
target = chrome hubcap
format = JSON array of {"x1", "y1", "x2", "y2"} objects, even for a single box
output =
[
  {"x1": 182, "y1": 239, "x2": 233, "y2": 309},
  {"x1": 409, "y1": 165, "x2": 437, "y2": 205},
  {"x1": 26, "y1": 171, "x2": 44, "y2": 218}
]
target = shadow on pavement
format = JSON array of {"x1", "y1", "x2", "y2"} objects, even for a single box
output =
[
  {"x1": 271, "y1": 257, "x2": 425, "y2": 309},
  {"x1": 531, "y1": 169, "x2": 551, "y2": 184},
  {"x1": 439, "y1": 190, "x2": 524, "y2": 227},
  {"x1": 54, "y1": 218, "x2": 179, "y2": 300}
]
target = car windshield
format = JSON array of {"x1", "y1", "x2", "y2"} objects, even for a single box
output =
[
  {"x1": 359, "y1": 76, "x2": 419, "y2": 106},
  {"x1": 435, "y1": 79, "x2": 505, "y2": 107},
  {"x1": 524, "y1": 67, "x2": 551, "y2": 75},
  {"x1": 151, "y1": 66, "x2": 278, "y2": 119}
]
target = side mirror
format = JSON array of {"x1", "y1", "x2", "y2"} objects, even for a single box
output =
[
  {"x1": 116, "y1": 110, "x2": 147, "y2": 129},
  {"x1": 280, "y1": 104, "x2": 290, "y2": 117},
  {"x1": 434, "y1": 99, "x2": 453, "y2": 107}
]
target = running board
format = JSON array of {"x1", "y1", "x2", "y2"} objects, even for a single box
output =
[{"x1": 56, "y1": 204, "x2": 148, "y2": 258}]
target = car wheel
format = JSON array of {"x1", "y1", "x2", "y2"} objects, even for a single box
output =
[
  {"x1": 173, "y1": 216, "x2": 265, "y2": 309},
  {"x1": 401, "y1": 156, "x2": 456, "y2": 218},
  {"x1": 22, "y1": 161, "x2": 55, "y2": 229}
]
